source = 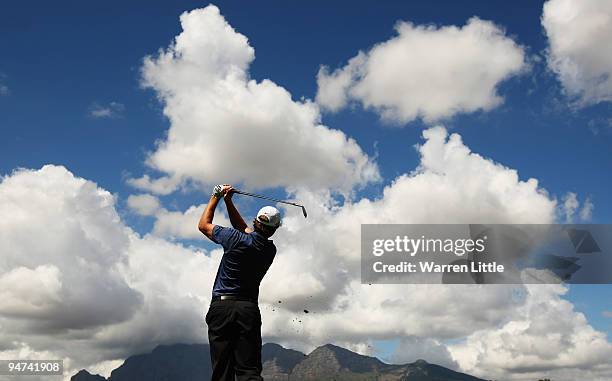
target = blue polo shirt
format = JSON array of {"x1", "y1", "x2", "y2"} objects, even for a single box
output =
[{"x1": 210, "y1": 225, "x2": 277, "y2": 300}]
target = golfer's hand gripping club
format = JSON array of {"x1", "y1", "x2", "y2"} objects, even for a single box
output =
[
  {"x1": 212, "y1": 184, "x2": 224, "y2": 199},
  {"x1": 212, "y1": 184, "x2": 234, "y2": 199}
]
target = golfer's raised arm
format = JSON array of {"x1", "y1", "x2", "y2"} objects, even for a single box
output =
[
  {"x1": 198, "y1": 185, "x2": 223, "y2": 239},
  {"x1": 223, "y1": 186, "x2": 250, "y2": 233}
]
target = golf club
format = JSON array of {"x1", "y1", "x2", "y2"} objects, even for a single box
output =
[{"x1": 234, "y1": 190, "x2": 307, "y2": 218}]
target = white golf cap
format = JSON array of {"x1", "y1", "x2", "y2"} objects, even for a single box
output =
[{"x1": 256, "y1": 206, "x2": 282, "y2": 228}]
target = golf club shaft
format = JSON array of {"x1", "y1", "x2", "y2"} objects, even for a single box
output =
[
  {"x1": 234, "y1": 190, "x2": 301, "y2": 207},
  {"x1": 233, "y1": 189, "x2": 307, "y2": 218}
]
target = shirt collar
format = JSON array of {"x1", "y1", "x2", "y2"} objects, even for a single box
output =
[{"x1": 251, "y1": 230, "x2": 271, "y2": 242}]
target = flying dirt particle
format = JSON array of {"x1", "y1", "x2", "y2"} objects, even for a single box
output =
[
  {"x1": 303, "y1": 309, "x2": 309, "y2": 314},
  {"x1": 278, "y1": 300, "x2": 282, "y2": 304}
]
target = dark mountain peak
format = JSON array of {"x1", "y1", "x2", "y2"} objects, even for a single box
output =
[
  {"x1": 263, "y1": 342, "x2": 305, "y2": 357},
  {"x1": 261, "y1": 342, "x2": 306, "y2": 380},
  {"x1": 403, "y1": 361, "x2": 485, "y2": 381},
  {"x1": 71, "y1": 369, "x2": 106, "y2": 381},
  {"x1": 262, "y1": 342, "x2": 303, "y2": 356},
  {"x1": 263, "y1": 342, "x2": 285, "y2": 350},
  {"x1": 317, "y1": 343, "x2": 355, "y2": 353},
  {"x1": 319, "y1": 343, "x2": 342, "y2": 350},
  {"x1": 311, "y1": 343, "x2": 382, "y2": 364},
  {"x1": 107, "y1": 343, "x2": 211, "y2": 381},
  {"x1": 291, "y1": 343, "x2": 388, "y2": 378}
]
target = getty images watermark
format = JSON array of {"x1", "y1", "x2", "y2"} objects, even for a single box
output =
[{"x1": 361, "y1": 224, "x2": 612, "y2": 284}]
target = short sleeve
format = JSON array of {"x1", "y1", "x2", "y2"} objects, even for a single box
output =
[{"x1": 211, "y1": 225, "x2": 244, "y2": 251}]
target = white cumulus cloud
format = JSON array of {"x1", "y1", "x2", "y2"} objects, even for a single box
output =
[
  {"x1": 130, "y1": 5, "x2": 379, "y2": 195},
  {"x1": 260, "y1": 126, "x2": 558, "y2": 346},
  {"x1": 542, "y1": 0, "x2": 612, "y2": 106},
  {"x1": 0, "y1": 265, "x2": 63, "y2": 317},
  {"x1": 449, "y1": 284, "x2": 612, "y2": 380},
  {"x1": 389, "y1": 336, "x2": 458, "y2": 370},
  {"x1": 580, "y1": 197, "x2": 594, "y2": 221},
  {"x1": 0, "y1": 165, "x2": 221, "y2": 379},
  {"x1": 561, "y1": 191, "x2": 594, "y2": 222},
  {"x1": 127, "y1": 194, "x2": 161, "y2": 216},
  {"x1": 316, "y1": 17, "x2": 526, "y2": 124},
  {"x1": 126, "y1": 193, "x2": 230, "y2": 240},
  {"x1": 0, "y1": 165, "x2": 142, "y2": 332},
  {"x1": 152, "y1": 203, "x2": 230, "y2": 240}
]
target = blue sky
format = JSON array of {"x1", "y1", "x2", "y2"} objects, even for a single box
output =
[
  {"x1": 1, "y1": 1, "x2": 610, "y2": 210},
  {"x1": 1, "y1": 0, "x2": 611, "y2": 375}
]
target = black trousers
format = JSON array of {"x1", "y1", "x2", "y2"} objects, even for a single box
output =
[{"x1": 206, "y1": 300, "x2": 263, "y2": 381}]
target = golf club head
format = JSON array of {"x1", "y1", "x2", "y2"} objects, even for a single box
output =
[{"x1": 301, "y1": 206, "x2": 307, "y2": 218}]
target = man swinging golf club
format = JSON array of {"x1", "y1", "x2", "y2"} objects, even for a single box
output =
[{"x1": 198, "y1": 184, "x2": 281, "y2": 381}]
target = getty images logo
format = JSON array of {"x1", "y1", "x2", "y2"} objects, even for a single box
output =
[{"x1": 372, "y1": 235, "x2": 487, "y2": 257}]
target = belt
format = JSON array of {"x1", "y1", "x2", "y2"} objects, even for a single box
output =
[{"x1": 212, "y1": 295, "x2": 257, "y2": 303}]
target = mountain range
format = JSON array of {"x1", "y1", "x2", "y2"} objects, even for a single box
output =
[{"x1": 71, "y1": 342, "x2": 486, "y2": 381}]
